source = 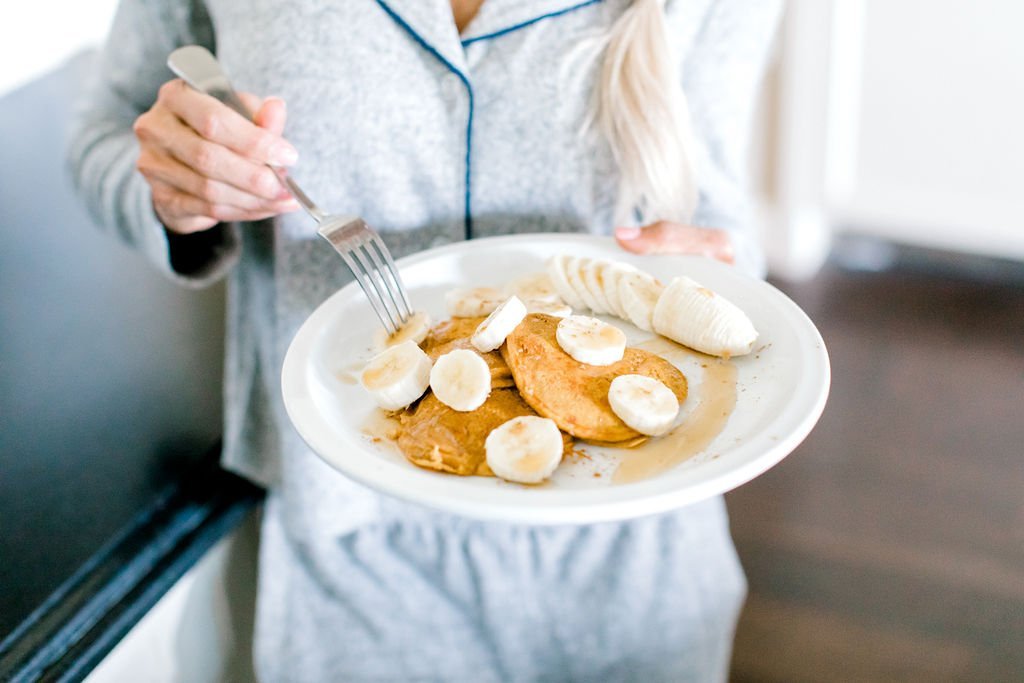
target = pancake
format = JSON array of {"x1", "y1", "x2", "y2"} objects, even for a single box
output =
[
  {"x1": 397, "y1": 388, "x2": 572, "y2": 476},
  {"x1": 423, "y1": 317, "x2": 514, "y2": 389},
  {"x1": 423, "y1": 316, "x2": 483, "y2": 347},
  {"x1": 501, "y1": 313, "x2": 688, "y2": 443}
]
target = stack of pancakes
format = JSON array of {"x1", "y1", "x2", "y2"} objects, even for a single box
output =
[{"x1": 397, "y1": 314, "x2": 687, "y2": 477}]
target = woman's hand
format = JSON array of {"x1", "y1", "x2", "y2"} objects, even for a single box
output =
[
  {"x1": 614, "y1": 221, "x2": 734, "y2": 264},
  {"x1": 133, "y1": 79, "x2": 301, "y2": 235}
]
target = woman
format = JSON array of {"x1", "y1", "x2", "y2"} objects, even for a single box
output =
[{"x1": 71, "y1": 0, "x2": 782, "y2": 679}]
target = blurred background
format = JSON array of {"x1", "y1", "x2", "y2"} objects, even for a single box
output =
[{"x1": 2, "y1": 1, "x2": 1022, "y2": 681}]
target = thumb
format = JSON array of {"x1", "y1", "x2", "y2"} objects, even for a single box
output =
[
  {"x1": 614, "y1": 224, "x2": 665, "y2": 255},
  {"x1": 253, "y1": 96, "x2": 288, "y2": 136},
  {"x1": 615, "y1": 222, "x2": 736, "y2": 263}
]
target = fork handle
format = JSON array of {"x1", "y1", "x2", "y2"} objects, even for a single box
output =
[{"x1": 166, "y1": 45, "x2": 326, "y2": 223}]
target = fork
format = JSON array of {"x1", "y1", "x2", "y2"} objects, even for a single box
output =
[{"x1": 167, "y1": 45, "x2": 413, "y2": 336}]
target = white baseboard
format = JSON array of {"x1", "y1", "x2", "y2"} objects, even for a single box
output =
[
  {"x1": 758, "y1": 200, "x2": 834, "y2": 282},
  {"x1": 84, "y1": 510, "x2": 261, "y2": 683}
]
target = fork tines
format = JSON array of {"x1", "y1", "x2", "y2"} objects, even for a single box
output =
[{"x1": 318, "y1": 217, "x2": 412, "y2": 337}]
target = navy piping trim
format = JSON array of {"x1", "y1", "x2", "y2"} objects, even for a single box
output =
[
  {"x1": 464, "y1": 95, "x2": 474, "y2": 239},
  {"x1": 461, "y1": 0, "x2": 602, "y2": 46},
  {"x1": 375, "y1": 0, "x2": 475, "y2": 239}
]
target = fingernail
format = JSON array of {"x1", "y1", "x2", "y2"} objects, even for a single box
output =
[
  {"x1": 276, "y1": 187, "x2": 293, "y2": 200},
  {"x1": 615, "y1": 226, "x2": 641, "y2": 240},
  {"x1": 271, "y1": 142, "x2": 298, "y2": 166}
]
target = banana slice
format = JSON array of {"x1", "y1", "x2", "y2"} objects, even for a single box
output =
[
  {"x1": 567, "y1": 257, "x2": 604, "y2": 314},
  {"x1": 445, "y1": 287, "x2": 504, "y2": 318},
  {"x1": 360, "y1": 340, "x2": 433, "y2": 410},
  {"x1": 429, "y1": 348, "x2": 492, "y2": 411},
  {"x1": 652, "y1": 276, "x2": 758, "y2": 358},
  {"x1": 581, "y1": 259, "x2": 614, "y2": 314},
  {"x1": 555, "y1": 315, "x2": 627, "y2": 366},
  {"x1": 471, "y1": 295, "x2": 528, "y2": 352},
  {"x1": 485, "y1": 416, "x2": 564, "y2": 484},
  {"x1": 373, "y1": 310, "x2": 431, "y2": 349},
  {"x1": 618, "y1": 271, "x2": 664, "y2": 332},
  {"x1": 607, "y1": 374, "x2": 680, "y2": 436},
  {"x1": 525, "y1": 300, "x2": 573, "y2": 318},
  {"x1": 546, "y1": 255, "x2": 587, "y2": 311},
  {"x1": 505, "y1": 273, "x2": 561, "y2": 304},
  {"x1": 599, "y1": 261, "x2": 638, "y2": 319}
]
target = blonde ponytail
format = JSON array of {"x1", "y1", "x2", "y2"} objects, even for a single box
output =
[{"x1": 595, "y1": 0, "x2": 698, "y2": 226}]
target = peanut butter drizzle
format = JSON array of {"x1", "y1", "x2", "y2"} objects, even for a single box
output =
[
  {"x1": 612, "y1": 338, "x2": 738, "y2": 484},
  {"x1": 360, "y1": 410, "x2": 402, "y2": 443}
]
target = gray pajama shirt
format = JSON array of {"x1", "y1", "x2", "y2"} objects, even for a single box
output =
[{"x1": 70, "y1": 0, "x2": 782, "y2": 679}]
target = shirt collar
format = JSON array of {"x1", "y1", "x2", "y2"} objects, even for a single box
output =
[
  {"x1": 375, "y1": 0, "x2": 469, "y2": 75},
  {"x1": 460, "y1": 0, "x2": 601, "y2": 44},
  {"x1": 376, "y1": 0, "x2": 602, "y2": 77}
]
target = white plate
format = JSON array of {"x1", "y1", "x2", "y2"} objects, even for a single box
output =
[{"x1": 282, "y1": 234, "x2": 830, "y2": 524}]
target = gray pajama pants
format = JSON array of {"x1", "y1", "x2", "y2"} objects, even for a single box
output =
[{"x1": 254, "y1": 488, "x2": 747, "y2": 682}]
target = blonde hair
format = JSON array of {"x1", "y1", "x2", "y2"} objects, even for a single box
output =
[{"x1": 593, "y1": 0, "x2": 698, "y2": 226}]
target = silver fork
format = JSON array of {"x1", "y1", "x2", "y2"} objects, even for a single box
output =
[{"x1": 167, "y1": 45, "x2": 412, "y2": 336}]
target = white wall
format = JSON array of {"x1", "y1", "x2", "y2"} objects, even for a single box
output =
[
  {"x1": 756, "y1": 0, "x2": 1024, "y2": 279},
  {"x1": 834, "y1": 0, "x2": 1024, "y2": 257},
  {"x1": 0, "y1": 1, "x2": 120, "y2": 97}
]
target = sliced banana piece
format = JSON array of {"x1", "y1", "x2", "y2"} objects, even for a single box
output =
[
  {"x1": 505, "y1": 272, "x2": 561, "y2": 304},
  {"x1": 566, "y1": 257, "x2": 604, "y2": 314},
  {"x1": 445, "y1": 287, "x2": 504, "y2": 318},
  {"x1": 429, "y1": 348, "x2": 492, "y2": 411},
  {"x1": 607, "y1": 374, "x2": 680, "y2": 436},
  {"x1": 471, "y1": 295, "x2": 528, "y2": 353},
  {"x1": 599, "y1": 261, "x2": 638, "y2": 319},
  {"x1": 485, "y1": 416, "x2": 564, "y2": 484},
  {"x1": 618, "y1": 271, "x2": 664, "y2": 332},
  {"x1": 555, "y1": 315, "x2": 627, "y2": 366},
  {"x1": 581, "y1": 259, "x2": 613, "y2": 314},
  {"x1": 652, "y1": 276, "x2": 758, "y2": 358},
  {"x1": 360, "y1": 340, "x2": 433, "y2": 410},
  {"x1": 546, "y1": 255, "x2": 587, "y2": 311},
  {"x1": 373, "y1": 310, "x2": 431, "y2": 349},
  {"x1": 525, "y1": 299, "x2": 573, "y2": 318}
]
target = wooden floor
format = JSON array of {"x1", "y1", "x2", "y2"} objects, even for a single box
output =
[{"x1": 726, "y1": 242, "x2": 1024, "y2": 683}]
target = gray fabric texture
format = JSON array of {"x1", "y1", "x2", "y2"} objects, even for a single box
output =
[{"x1": 69, "y1": 0, "x2": 782, "y2": 680}]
